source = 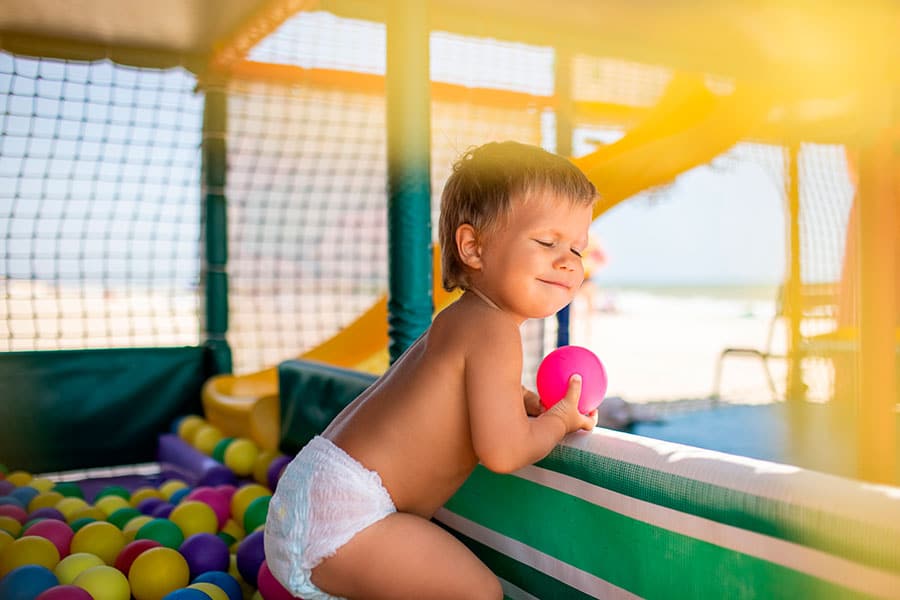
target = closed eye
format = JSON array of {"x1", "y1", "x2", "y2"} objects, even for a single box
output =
[
  {"x1": 534, "y1": 239, "x2": 555, "y2": 248},
  {"x1": 571, "y1": 248, "x2": 583, "y2": 258}
]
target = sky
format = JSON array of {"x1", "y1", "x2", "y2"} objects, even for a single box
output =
[{"x1": 590, "y1": 157, "x2": 787, "y2": 287}]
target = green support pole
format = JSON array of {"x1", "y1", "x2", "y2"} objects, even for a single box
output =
[
  {"x1": 386, "y1": 0, "x2": 433, "y2": 364},
  {"x1": 202, "y1": 84, "x2": 232, "y2": 374}
]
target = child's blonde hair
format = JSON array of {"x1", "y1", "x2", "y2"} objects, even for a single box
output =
[{"x1": 438, "y1": 141, "x2": 597, "y2": 291}]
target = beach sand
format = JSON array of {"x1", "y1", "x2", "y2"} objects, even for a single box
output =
[{"x1": 567, "y1": 285, "x2": 788, "y2": 405}]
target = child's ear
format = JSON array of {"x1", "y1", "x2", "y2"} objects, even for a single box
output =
[{"x1": 455, "y1": 224, "x2": 482, "y2": 270}]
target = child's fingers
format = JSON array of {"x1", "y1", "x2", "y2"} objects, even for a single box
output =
[{"x1": 564, "y1": 374, "x2": 582, "y2": 402}]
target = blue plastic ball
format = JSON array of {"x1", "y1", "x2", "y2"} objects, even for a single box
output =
[
  {"x1": 161, "y1": 589, "x2": 211, "y2": 600},
  {"x1": 0, "y1": 565, "x2": 59, "y2": 600},
  {"x1": 192, "y1": 571, "x2": 242, "y2": 600}
]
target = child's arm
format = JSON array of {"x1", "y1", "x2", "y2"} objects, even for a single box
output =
[
  {"x1": 522, "y1": 386, "x2": 542, "y2": 416},
  {"x1": 466, "y1": 318, "x2": 597, "y2": 474}
]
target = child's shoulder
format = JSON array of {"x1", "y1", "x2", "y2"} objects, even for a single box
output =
[{"x1": 431, "y1": 296, "x2": 520, "y2": 345}]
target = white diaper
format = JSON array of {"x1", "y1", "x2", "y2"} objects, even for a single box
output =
[{"x1": 265, "y1": 436, "x2": 396, "y2": 600}]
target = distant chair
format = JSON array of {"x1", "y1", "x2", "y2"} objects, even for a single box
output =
[{"x1": 711, "y1": 282, "x2": 843, "y2": 403}]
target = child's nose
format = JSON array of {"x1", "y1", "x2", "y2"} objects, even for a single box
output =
[{"x1": 555, "y1": 253, "x2": 579, "y2": 271}]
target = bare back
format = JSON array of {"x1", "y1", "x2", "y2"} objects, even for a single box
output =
[{"x1": 322, "y1": 292, "x2": 523, "y2": 518}]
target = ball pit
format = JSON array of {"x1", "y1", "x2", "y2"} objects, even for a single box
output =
[
  {"x1": 135, "y1": 518, "x2": 185, "y2": 550},
  {"x1": 73, "y1": 564, "x2": 131, "y2": 600},
  {"x1": 24, "y1": 518, "x2": 74, "y2": 557},
  {"x1": 0, "y1": 535, "x2": 60, "y2": 576},
  {"x1": 128, "y1": 546, "x2": 190, "y2": 600},
  {"x1": 113, "y1": 539, "x2": 162, "y2": 574},
  {"x1": 0, "y1": 416, "x2": 294, "y2": 600},
  {"x1": 193, "y1": 571, "x2": 242, "y2": 600},
  {"x1": 189, "y1": 581, "x2": 231, "y2": 600},
  {"x1": 70, "y1": 521, "x2": 127, "y2": 565},
  {"x1": 257, "y1": 560, "x2": 298, "y2": 600},
  {"x1": 37, "y1": 584, "x2": 95, "y2": 600},
  {"x1": 0, "y1": 564, "x2": 59, "y2": 599},
  {"x1": 180, "y1": 533, "x2": 231, "y2": 578},
  {"x1": 55, "y1": 552, "x2": 105, "y2": 584},
  {"x1": 235, "y1": 530, "x2": 266, "y2": 587}
]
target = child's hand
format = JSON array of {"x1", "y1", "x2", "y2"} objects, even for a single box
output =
[
  {"x1": 522, "y1": 386, "x2": 543, "y2": 417},
  {"x1": 545, "y1": 374, "x2": 598, "y2": 433}
]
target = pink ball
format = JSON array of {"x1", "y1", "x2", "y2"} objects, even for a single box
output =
[
  {"x1": 257, "y1": 560, "x2": 300, "y2": 600},
  {"x1": 36, "y1": 585, "x2": 94, "y2": 600},
  {"x1": 0, "y1": 504, "x2": 28, "y2": 523},
  {"x1": 185, "y1": 487, "x2": 231, "y2": 529},
  {"x1": 26, "y1": 518, "x2": 75, "y2": 557},
  {"x1": 536, "y1": 346, "x2": 607, "y2": 414}
]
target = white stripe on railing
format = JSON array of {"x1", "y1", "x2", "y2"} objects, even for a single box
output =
[
  {"x1": 516, "y1": 463, "x2": 900, "y2": 599},
  {"x1": 435, "y1": 508, "x2": 640, "y2": 600}
]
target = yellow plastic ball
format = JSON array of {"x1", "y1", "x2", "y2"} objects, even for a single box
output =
[
  {"x1": 220, "y1": 518, "x2": 244, "y2": 541},
  {"x1": 6, "y1": 470, "x2": 32, "y2": 486},
  {"x1": 230, "y1": 483, "x2": 269, "y2": 523},
  {"x1": 74, "y1": 564, "x2": 131, "y2": 600},
  {"x1": 177, "y1": 414, "x2": 206, "y2": 442},
  {"x1": 0, "y1": 530, "x2": 13, "y2": 553},
  {"x1": 55, "y1": 496, "x2": 90, "y2": 521},
  {"x1": 252, "y1": 449, "x2": 279, "y2": 485},
  {"x1": 168, "y1": 500, "x2": 218, "y2": 538},
  {"x1": 0, "y1": 535, "x2": 60, "y2": 576},
  {"x1": 122, "y1": 515, "x2": 153, "y2": 541},
  {"x1": 0, "y1": 515, "x2": 21, "y2": 537},
  {"x1": 193, "y1": 424, "x2": 224, "y2": 455},
  {"x1": 70, "y1": 520, "x2": 127, "y2": 565},
  {"x1": 190, "y1": 582, "x2": 230, "y2": 600},
  {"x1": 55, "y1": 551, "x2": 106, "y2": 585},
  {"x1": 28, "y1": 491, "x2": 64, "y2": 512},
  {"x1": 71, "y1": 506, "x2": 107, "y2": 523},
  {"x1": 224, "y1": 438, "x2": 259, "y2": 477},
  {"x1": 159, "y1": 479, "x2": 188, "y2": 500},
  {"x1": 129, "y1": 487, "x2": 164, "y2": 508},
  {"x1": 94, "y1": 495, "x2": 130, "y2": 517},
  {"x1": 27, "y1": 477, "x2": 55, "y2": 492},
  {"x1": 128, "y1": 546, "x2": 190, "y2": 600}
]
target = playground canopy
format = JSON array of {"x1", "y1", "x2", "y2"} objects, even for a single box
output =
[{"x1": 2, "y1": 1, "x2": 896, "y2": 113}]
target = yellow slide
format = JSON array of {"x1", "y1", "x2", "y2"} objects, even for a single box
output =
[{"x1": 203, "y1": 72, "x2": 773, "y2": 449}]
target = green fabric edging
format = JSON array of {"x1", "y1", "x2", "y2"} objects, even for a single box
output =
[
  {"x1": 536, "y1": 444, "x2": 900, "y2": 575},
  {"x1": 438, "y1": 520, "x2": 597, "y2": 600},
  {"x1": 445, "y1": 467, "x2": 875, "y2": 600}
]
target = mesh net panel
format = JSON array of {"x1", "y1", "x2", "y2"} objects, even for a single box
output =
[
  {"x1": 229, "y1": 11, "x2": 555, "y2": 377},
  {"x1": 797, "y1": 143, "x2": 857, "y2": 402},
  {"x1": 226, "y1": 77, "x2": 388, "y2": 373},
  {"x1": 1, "y1": 53, "x2": 203, "y2": 351}
]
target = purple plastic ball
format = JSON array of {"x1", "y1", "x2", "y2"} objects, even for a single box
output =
[
  {"x1": 266, "y1": 455, "x2": 292, "y2": 491},
  {"x1": 150, "y1": 502, "x2": 174, "y2": 518},
  {"x1": 137, "y1": 497, "x2": 166, "y2": 515},
  {"x1": 235, "y1": 530, "x2": 266, "y2": 587},
  {"x1": 180, "y1": 533, "x2": 230, "y2": 578},
  {"x1": 199, "y1": 465, "x2": 237, "y2": 487},
  {"x1": 27, "y1": 507, "x2": 66, "y2": 522}
]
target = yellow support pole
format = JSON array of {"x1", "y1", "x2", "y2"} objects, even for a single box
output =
[
  {"x1": 855, "y1": 97, "x2": 897, "y2": 484},
  {"x1": 784, "y1": 143, "x2": 805, "y2": 403}
]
